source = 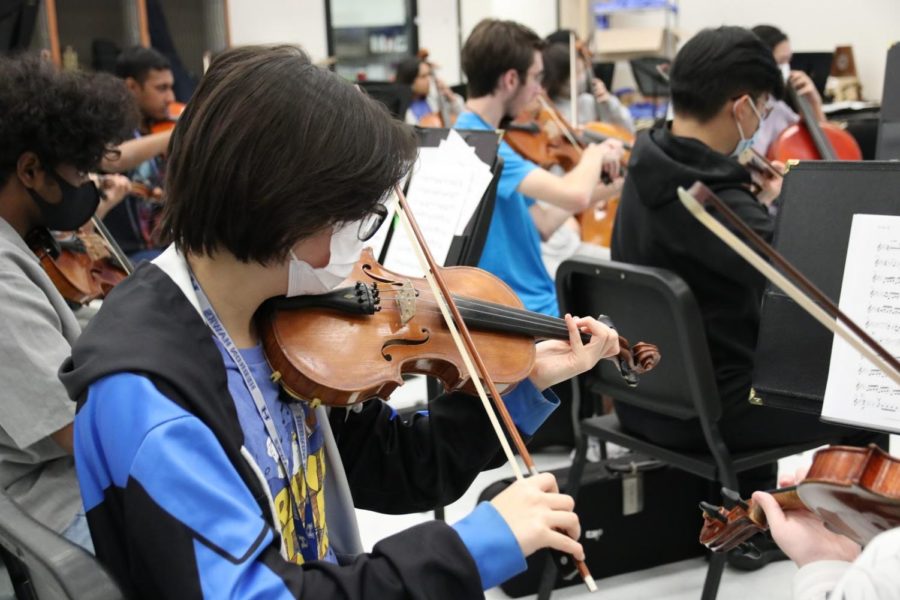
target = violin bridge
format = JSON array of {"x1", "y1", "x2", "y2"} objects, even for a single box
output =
[{"x1": 395, "y1": 280, "x2": 417, "y2": 326}]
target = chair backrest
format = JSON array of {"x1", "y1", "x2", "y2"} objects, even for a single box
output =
[
  {"x1": 876, "y1": 43, "x2": 900, "y2": 160},
  {"x1": 0, "y1": 492, "x2": 123, "y2": 600},
  {"x1": 556, "y1": 257, "x2": 721, "y2": 423},
  {"x1": 357, "y1": 80, "x2": 412, "y2": 120}
]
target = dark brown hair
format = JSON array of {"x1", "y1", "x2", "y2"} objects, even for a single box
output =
[
  {"x1": 541, "y1": 43, "x2": 572, "y2": 100},
  {"x1": 461, "y1": 19, "x2": 544, "y2": 98},
  {"x1": 161, "y1": 45, "x2": 417, "y2": 263}
]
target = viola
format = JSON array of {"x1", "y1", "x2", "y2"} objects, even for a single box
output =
[
  {"x1": 149, "y1": 101, "x2": 186, "y2": 135},
  {"x1": 258, "y1": 248, "x2": 660, "y2": 407},
  {"x1": 766, "y1": 83, "x2": 861, "y2": 162},
  {"x1": 699, "y1": 444, "x2": 900, "y2": 554},
  {"x1": 27, "y1": 216, "x2": 133, "y2": 305}
]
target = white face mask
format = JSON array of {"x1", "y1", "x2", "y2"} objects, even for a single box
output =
[
  {"x1": 286, "y1": 223, "x2": 365, "y2": 297},
  {"x1": 730, "y1": 96, "x2": 765, "y2": 158},
  {"x1": 778, "y1": 63, "x2": 791, "y2": 83}
]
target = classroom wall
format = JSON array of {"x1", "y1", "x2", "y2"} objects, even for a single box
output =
[
  {"x1": 228, "y1": 0, "x2": 328, "y2": 59},
  {"x1": 225, "y1": 0, "x2": 899, "y2": 99}
]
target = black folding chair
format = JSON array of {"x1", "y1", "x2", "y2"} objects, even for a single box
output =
[
  {"x1": 538, "y1": 257, "x2": 841, "y2": 600},
  {"x1": 0, "y1": 491, "x2": 122, "y2": 600}
]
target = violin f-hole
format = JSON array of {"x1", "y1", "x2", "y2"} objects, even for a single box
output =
[{"x1": 381, "y1": 327, "x2": 431, "y2": 362}]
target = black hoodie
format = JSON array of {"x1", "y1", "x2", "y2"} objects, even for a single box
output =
[
  {"x1": 612, "y1": 127, "x2": 774, "y2": 417},
  {"x1": 59, "y1": 259, "x2": 544, "y2": 599}
]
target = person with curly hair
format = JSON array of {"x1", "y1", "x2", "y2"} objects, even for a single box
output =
[{"x1": 0, "y1": 53, "x2": 134, "y2": 550}]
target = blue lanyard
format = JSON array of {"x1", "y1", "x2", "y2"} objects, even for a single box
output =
[{"x1": 189, "y1": 275, "x2": 309, "y2": 481}]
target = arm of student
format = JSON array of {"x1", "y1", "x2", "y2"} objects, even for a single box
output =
[
  {"x1": 77, "y1": 373, "x2": 485, "y2": 600},
  {"x1": 518, "y1": 156, "x2": 597, "y2": 213},
  {"x1": 100, "y1": 130, "x2": 171, "y2": 173},
  {"x1": 330, "y1": 379, "x2": 558, "y2": 513},
  {"x1": 0, "y1": 270, "x2": 76, "y2": 451},
  {"x1": 529, "y1": 202, "x2": 576, "y2": 241},
  {"x1": 50, "y1": 423, "x2": 73, "y2": 454}
]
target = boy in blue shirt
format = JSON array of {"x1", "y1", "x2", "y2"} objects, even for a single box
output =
[
  {"x1": 455, "y1": 19, "x2": 624, "y2": 316},
  {"x1": 61, "y1": 45, "x2": 621, "y2": 599}
]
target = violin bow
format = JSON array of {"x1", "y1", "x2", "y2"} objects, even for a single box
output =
[
  {"x1": 537, "y1": 94, "x2": 583, "y2": 153},
  {"x1": 569, "y1": 32, "x2": 578, "y2": 126},
  {"x1": 677, "y1": 182, "x2": 900, "y2": 387},
  {"x1": 393, "y1": 184, "x2": 599, "y2": 592}
]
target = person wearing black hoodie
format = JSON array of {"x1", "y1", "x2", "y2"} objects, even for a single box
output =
[
  {"x1": 60, "y1": 45, "x2": 623, "y2": 600},
  {"x1": 611, "y1": 27, "x2": 878, "y2": 489}
]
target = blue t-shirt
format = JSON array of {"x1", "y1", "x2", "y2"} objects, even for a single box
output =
[
  {"x1": 216, "y1": 342, "x2": 336, "y2": 566},
  {"x1": 454, "y1": 112, "x2": 559, "y2": 316}
]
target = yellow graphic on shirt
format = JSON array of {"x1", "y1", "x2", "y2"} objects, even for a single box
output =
[{"x1": 272, "y1": 413, "x2": 329, "y2": 565}]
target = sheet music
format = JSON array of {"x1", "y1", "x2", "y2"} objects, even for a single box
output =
[
  {"x1": 822, "y1": 214, "x2": 900, "y2": 432},
  {"x1": 382, "y1": 130, "x2": 493, "y2": 276}
]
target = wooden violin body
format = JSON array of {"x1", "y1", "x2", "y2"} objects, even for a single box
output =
[
  {"x1": 149, "y1": 101, "x2": 185, "y2": 135},
  {"x1": 27, "y1": 226, "x2": 128, "y2": 305},
  {"x1": 579, "y1": 121, "x2": 633, "y2": 247},
  {"x1": 700, "y1": 444, "x2": 900, "y2": 553},
  {"x1": 259, "y1": 249, "x2": 661, "y2": 407}
]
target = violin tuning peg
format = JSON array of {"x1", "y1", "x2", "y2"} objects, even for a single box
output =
[
  {"x1": 699, "y1": 501, "x2": 728, "y2": 524},
  {"x1": 721, "y1": 487, "x2": 749, "y2": 510}
]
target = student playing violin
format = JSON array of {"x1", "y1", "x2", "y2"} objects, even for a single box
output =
[
  {"x1": 103, "y1": 46, "x2": 176, "y2": 262},
  {"x1": 60, "y1": 45, "x2": 622, "y2": 600},
  {"x1": 454, "y1": 19, "x2": 624, "y2": 316},
  {"x1": 395, "y1": 54, "x2": 464, "y2": 126},
  {"x1": 0, "y1": 54, "x2": 134, "y2": 551}
]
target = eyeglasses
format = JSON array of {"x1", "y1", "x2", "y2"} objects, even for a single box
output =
[
  {"x1": 732, "y1": 94, "x2": 775, "y2": 121},
  {"x1": 357, "y1": 203, "x2": 389, "y2": 241}
]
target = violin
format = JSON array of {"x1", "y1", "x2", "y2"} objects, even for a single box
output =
[
  {"x1": 766, "y1": 83, "x2": 861, "y2": 162},
  {"x1": 699, "y1": 444, "x2": 900, "y2": 554},
  {"x1": 504, "y1": 103, "x2": 582, "y2": 171},
  {"x1": 27, "y1": 216, "x2": 133, "y2": 305},
  {"x1": 259, "y1": 248, "x2": 660, "y2": 407},
  {"x1": 505, "y1": 98, "x2": 630, "y2": 249},
  {"x1": 149, "y1": 101, "x2": 186, "y2": 135},
  {"x1": 737, "y1": 147, "x2": 784, "y2": 180}
]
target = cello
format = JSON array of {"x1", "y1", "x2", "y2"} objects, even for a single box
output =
[{"x1": 766, "y1": 81, "x2": 862, "y2": 161}]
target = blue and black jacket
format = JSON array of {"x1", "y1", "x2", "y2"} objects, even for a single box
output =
[{"x1": 60, "y1": 253, "x2": 557, "y2": 599}]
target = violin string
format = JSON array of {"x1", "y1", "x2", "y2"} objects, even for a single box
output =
[
  {"x1": 374, "y1": 289, "x2": 575, "y2": 339},
  {"x1": 371, "y1": 284, "x2": 570, "y2": 331}
]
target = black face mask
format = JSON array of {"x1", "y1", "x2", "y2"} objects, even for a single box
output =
[{"x1": 26, "y1": 168, "x2": 100, "y2": 231}]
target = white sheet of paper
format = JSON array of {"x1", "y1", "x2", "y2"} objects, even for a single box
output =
[
  {"x1": 821, "y1": 214, "x2": 900, "y2": 432},
  {"x1": 382, "y1": 135, "x2": 493, "y2": 275}
]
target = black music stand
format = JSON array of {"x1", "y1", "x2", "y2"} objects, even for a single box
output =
[
  {"x1": 752, "y1": 161, "x2": 900, "y2": 415},
  {"x1": 357, "y1": 81, "x2": 412, "y2": 120},
  {"x1": 629, "y1": 57, "x2": 670, "y2": 119},
  {"x1": 592, "y1": 61, "x2": 615, "y2": 92},
  {"x1": 790, "y1": 52, "x2": 834, "y2": 98},
  {"x1": 876, "y1": 43, "x2": 900, "y2": 160}
]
